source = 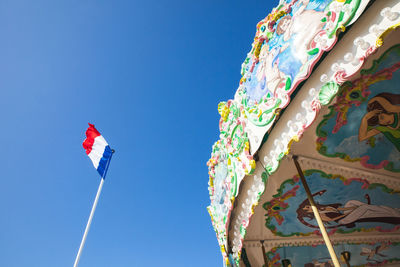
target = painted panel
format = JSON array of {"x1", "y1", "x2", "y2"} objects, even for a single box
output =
[
  {"x1": 316, "y1": 45, "x2": 400, "y2": 172},
  {"x1": 208, "y1": 150, "x2": 230, "y2": 252},
  {"x1": 263, "y1": 169, "x2": 400, "y2": 237},
  {"x1": 266, "y1": 242, "x2": 400, "y2": 266},
  {"x1": 236, "y1": 0, "x2": 366, "y2": 152},
  {"x1": 207, "y1": 100, "x2": 256, "y2": 253}
]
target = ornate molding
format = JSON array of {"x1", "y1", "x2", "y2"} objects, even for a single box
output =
[
  {"x1": 243, "y1": 233, "x2": 400, "y2": 250},
  {"x1": 296, "y1": 154, "x2": 400, "y2": 188}
]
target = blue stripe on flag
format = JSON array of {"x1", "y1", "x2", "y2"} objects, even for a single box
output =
[{"x1": 97, "y1": 145, "x2": 113, "y2": 177}]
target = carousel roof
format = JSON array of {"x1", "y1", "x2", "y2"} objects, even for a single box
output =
[{"x1": 207, "y1": 0, "x2": 400, "y2": 266}]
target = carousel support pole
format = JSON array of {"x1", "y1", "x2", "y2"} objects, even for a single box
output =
[
  {"x1": 292, "y1": 155, "x2": 340, "y2": 267},
  {"x1": 260, "y1": 240, "x2": 269, "y2": 267}
]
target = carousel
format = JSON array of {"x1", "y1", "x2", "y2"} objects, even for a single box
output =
[{"x1": 207, "y1": 0, "x2": 400, "y2": 266}]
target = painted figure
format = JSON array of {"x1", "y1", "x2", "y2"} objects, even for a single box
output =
[
  {"x1": 304, "y1": 259, "x2": 333, "y2": 267},
  {"x1": 359, "y1": 92, "x2": 400, "y2": 151},
  {"x1": 276, "y1": 0, "x2": 326, "y2": 65},
  {"x1": 296, "y1": 190, "x2": 400, "y2": 228},
  {"x1": 256, "y1": 45, "x2": 287, "y2": 95},
  {"x1": 360, "y1": 243, "x2": 389, "y2": 263}
]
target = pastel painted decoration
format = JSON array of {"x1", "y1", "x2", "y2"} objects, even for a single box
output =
[
  {"x1": 207, "y1": 100, "x2": 256, "y2": 256},
  {"x1": 235, "y1": 0, "x2": 364, "y2": 150},
  {"x1": 265, "y1": 242, "x2": 400, "y2": 266},
  {"x1": 317, "y1": 44, "x2": 400, "y2": 172},
  {"x1": 207, "y1": 146, "x2": 230, "y2": 245},
  {"x1": 263, "y1": 169, "x2": 400, "y2": 237},
  {"x1": 208, "y1": 100, "x2": 255, "y2": 198},
  {"x1": 319, "y1": 81, "x2": 340, "y2": 105},
  {"x1": 207, "y1": 142, "x2": 232, "y2": 252}
]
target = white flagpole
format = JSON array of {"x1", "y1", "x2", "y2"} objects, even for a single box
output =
[{"x1": 73, "y1": 150, "x2": 114, "y2": 267}]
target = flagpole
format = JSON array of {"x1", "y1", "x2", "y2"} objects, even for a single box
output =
[{"x1": 73, "y1": 150, "x2": 114, "y2": 267}]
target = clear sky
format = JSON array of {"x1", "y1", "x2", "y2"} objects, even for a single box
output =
[{"x1": 0, "y1": 1, "x2": 275, "y2": 266}]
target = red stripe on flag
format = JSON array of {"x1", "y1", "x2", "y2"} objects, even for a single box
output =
[{"x1": 82, "y1": 123, "x2": 101, "y2": 155}]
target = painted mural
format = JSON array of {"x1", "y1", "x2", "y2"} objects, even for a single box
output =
[
  {"x1": 208, "y1": 149, "x2": 230, "y2": 251},
  {"x1": 263, "y1": 169, "x2": 400, "y2": 237},
  {"x1": 265, "y1": 242, "x2": 400, "y2": 266},
  {"x1": 235, "y1": 0, "x2": 363, "y2": 144},
  {"x1": 241, "y1": 0, "x2": 330, "y2": 104},
  {"x1": 316, "y1": 45, "x2": 400, "y2": 172},
  {"x1": 207, "y1": 100, "x2": 256, "y2": 255}
]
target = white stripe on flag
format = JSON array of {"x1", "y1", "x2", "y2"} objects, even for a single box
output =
[{"x1": 88, "y1": 136, "x2": 108, "y2": 169}]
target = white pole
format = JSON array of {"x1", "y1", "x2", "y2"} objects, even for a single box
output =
[
  {"x1": 74, "y1": 149, "x2": 113, "y2": 267},
  {"x1": 293, "y1": 156, "x2": 340, "y2": 267},
  {"x1": 73, "y1": 177, "x2": 105, "y2": 267}
]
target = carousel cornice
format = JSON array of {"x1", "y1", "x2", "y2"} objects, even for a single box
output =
[
  {"x1": 291, "y1": 154, "x2": 400, "y2": 187},
  {"x1": 207, "y1": 0, "x2": 400, "y2": 266},
  {"x1": 243, "y1": 233, "x2": 400, "y2": 250},
  {"x1": 231, "y1": 4, "x2": 400, "y2": 265}
]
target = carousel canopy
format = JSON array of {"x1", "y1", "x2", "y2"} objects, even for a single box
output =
[{"x1": 207, "y1": 0, "x2": 400, "y2": 266}]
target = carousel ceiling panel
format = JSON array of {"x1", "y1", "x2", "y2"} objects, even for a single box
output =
[
  {"x1": 263, "y1": 168, "x2": 400, "y2": 237},
  {"x1": 289, "y1": 42, "x2": 400, "y2": 177},
  {"x1": 241, "y1": 155, "x2": 400, "y2": 242},
  {"x1": 315, "y1": 45, "x2": 400, "y2": 173}
]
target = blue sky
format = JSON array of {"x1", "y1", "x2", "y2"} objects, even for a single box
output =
[{"x1": 0, "y1": 1, "x2": 275, "y2": 266}]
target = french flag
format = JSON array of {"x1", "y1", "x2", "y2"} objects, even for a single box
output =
[{"x1": 82, "y1": 124, "x2": 113, "y2": 178}]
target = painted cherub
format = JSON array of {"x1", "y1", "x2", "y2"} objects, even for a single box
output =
[
  {"x1": 276, "y1": 0, "x2": 326, "y2": 64},
  {"x1": 256, "y1": 44, "x2": 287, "y2": 95}
]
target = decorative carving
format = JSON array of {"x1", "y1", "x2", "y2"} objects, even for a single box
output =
[
  {"x1": 207, "y1": 100, "x2": 256, "y2": 262},
  {"x1": 319, "y1": 81, "x2": 340, "y2": 105}
]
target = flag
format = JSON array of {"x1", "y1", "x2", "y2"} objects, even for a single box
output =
[{"x1": 82, "y1": 123, "x2": 113, "y2": 177}]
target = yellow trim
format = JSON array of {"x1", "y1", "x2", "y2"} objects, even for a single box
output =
[
  {"x1": 338, "y1": 25, "x2": 346, "y2": 33},
  {"x1": 250, "y1": 159, "x2": 256, "y2": 170},
  {"x1": 376, "y1": 22, "x2": 400, "y2": 47},
  {"x1": 254, "y1": 40, "x2": 263, "y2": 59},
  {"x1": 272, "y1": 10, "x2": 286, "y2": 21}
]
